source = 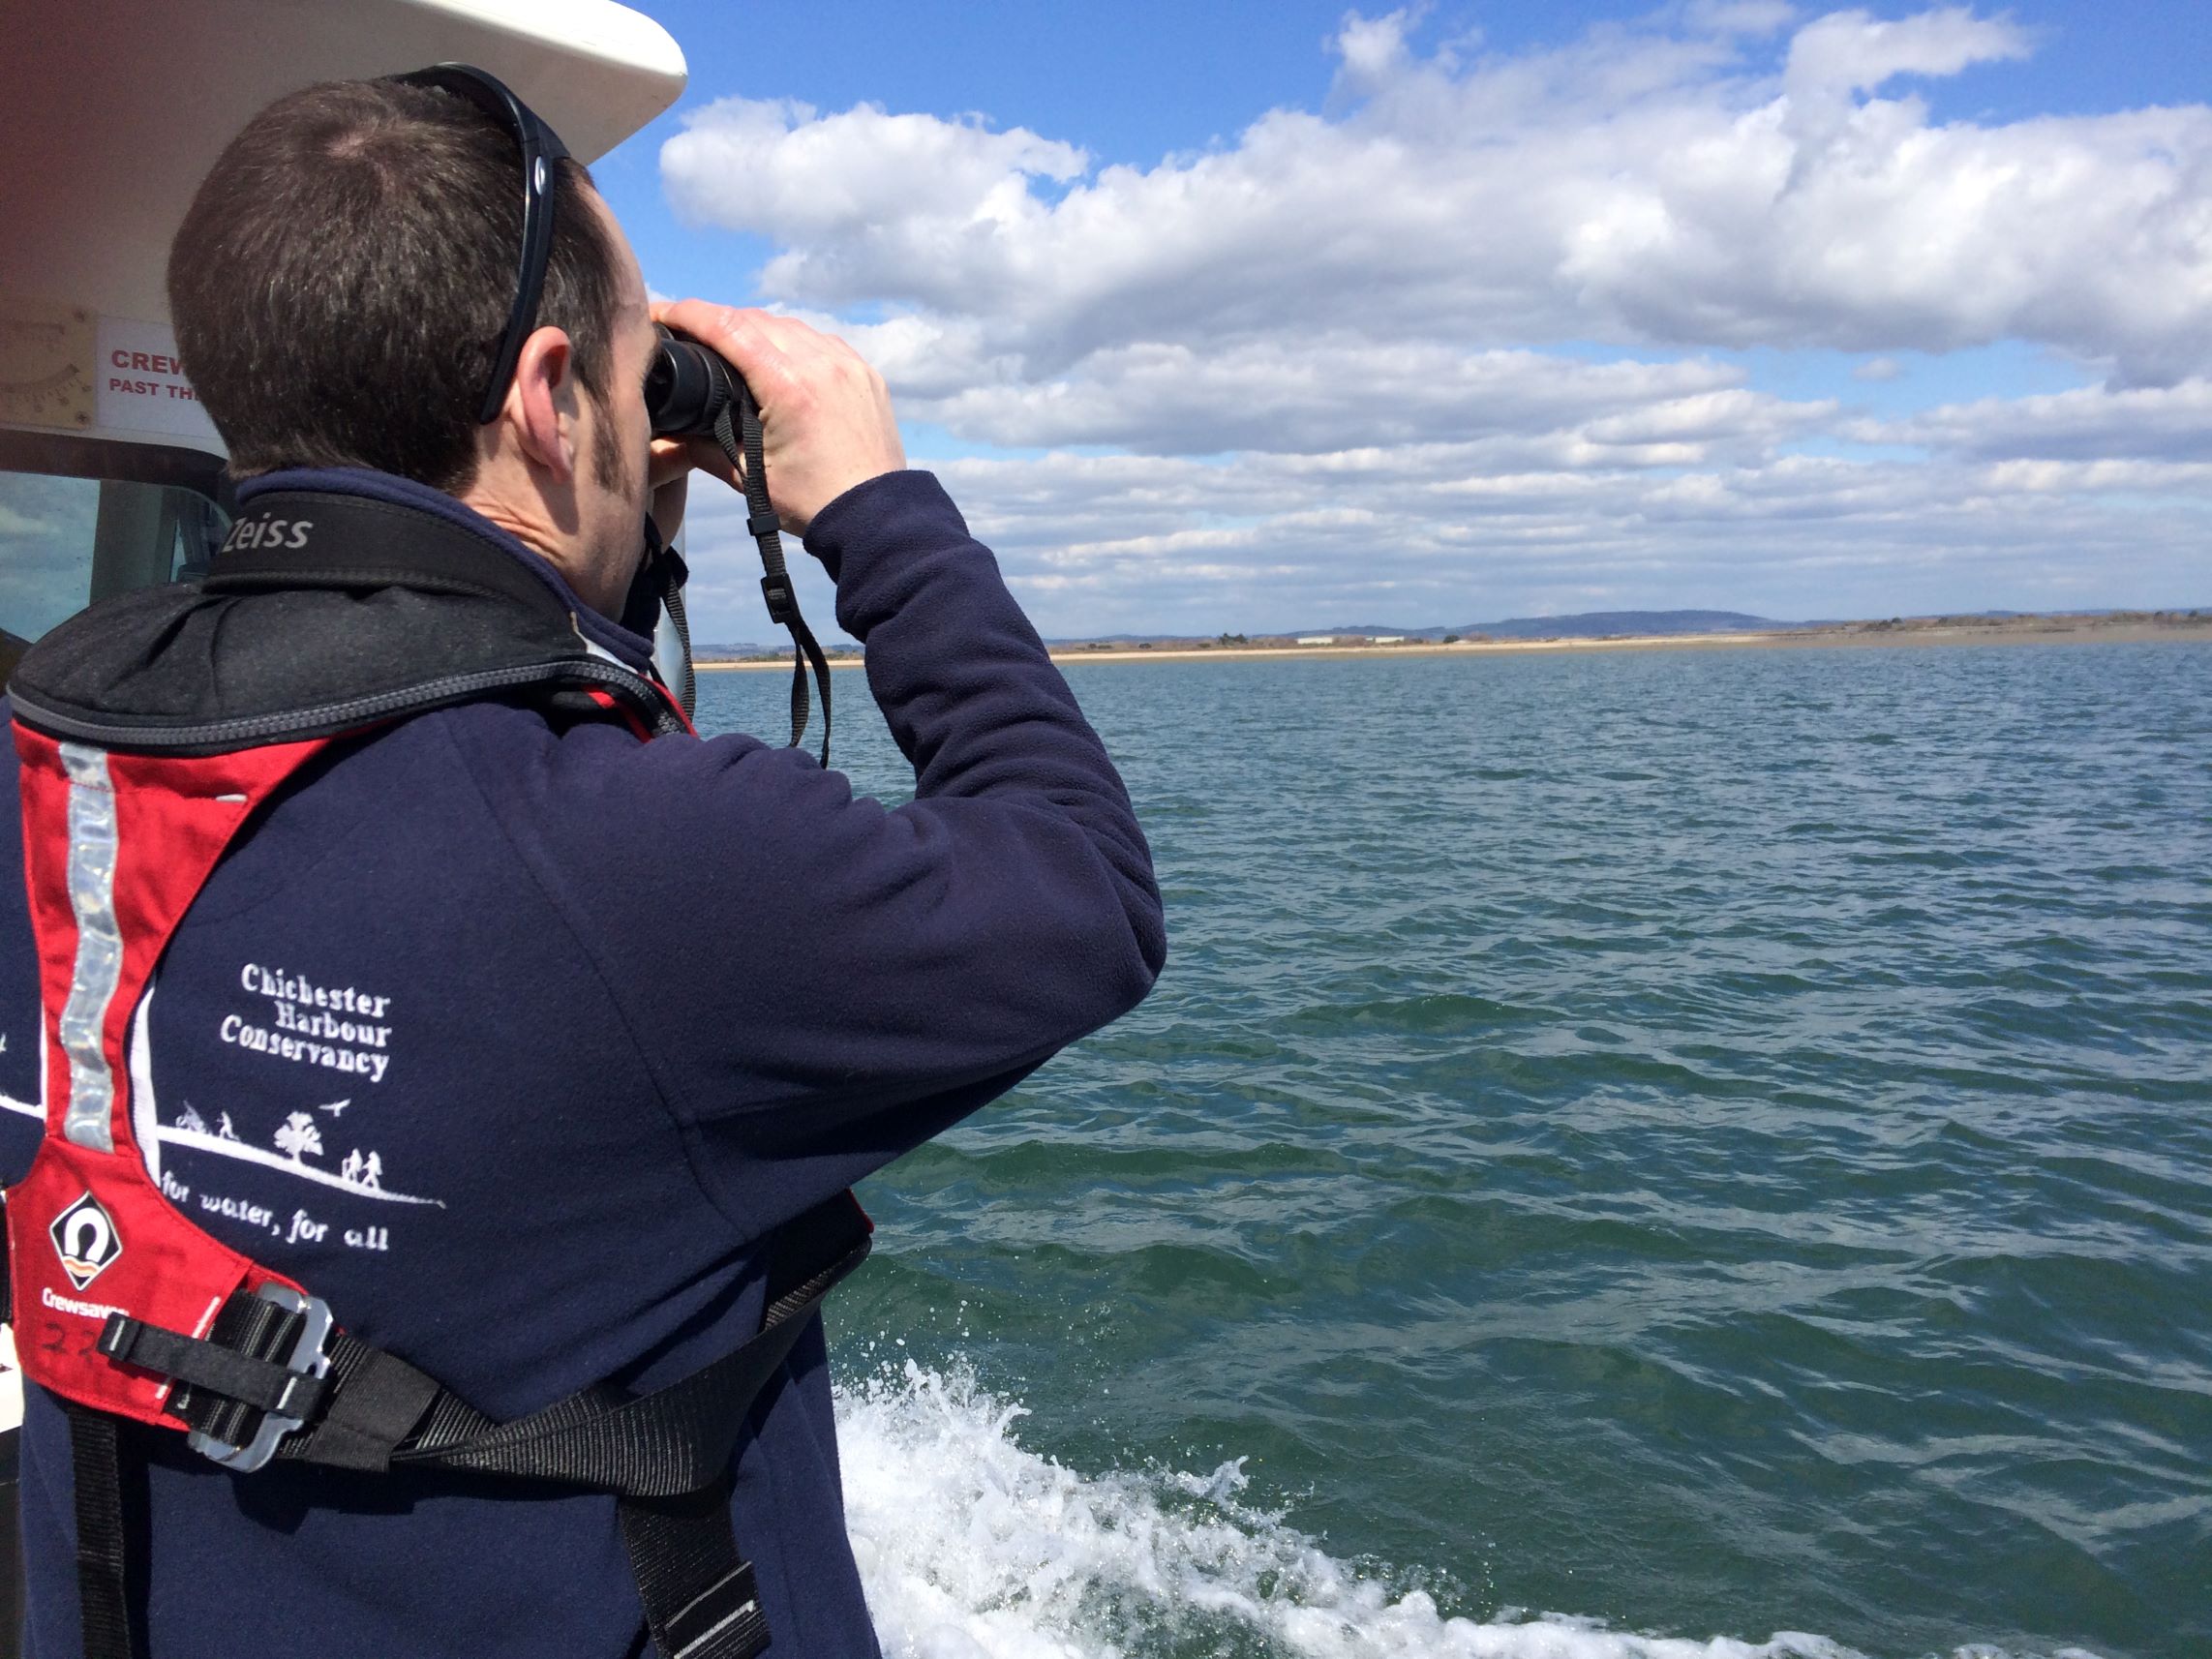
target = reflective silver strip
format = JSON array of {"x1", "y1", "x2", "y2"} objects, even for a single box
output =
[{"x1": 58, "y1": 743, "x2": 120, "y2": 1153}]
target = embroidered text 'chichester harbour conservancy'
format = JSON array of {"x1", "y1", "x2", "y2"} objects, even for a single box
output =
[{"x1": 223, "y1": 963, "x2": 396, "y2": 1084}]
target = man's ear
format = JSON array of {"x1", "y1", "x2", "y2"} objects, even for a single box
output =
[{"x1": 500, "y1": 325, "x2": 578, "y2": 483}]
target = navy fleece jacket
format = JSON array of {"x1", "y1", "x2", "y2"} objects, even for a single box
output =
[{"x1": 0, "y1": 466, "x2": 1165, "y2": 1658}]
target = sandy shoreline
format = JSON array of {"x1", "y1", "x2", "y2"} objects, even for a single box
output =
[{"x1": 694, "y1": 618, "x2": 2212, "y2": 671}]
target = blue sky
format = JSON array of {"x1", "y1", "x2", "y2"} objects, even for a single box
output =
[{"x1": 588, "y1": 3, "x2": 2212, "y2": 641}]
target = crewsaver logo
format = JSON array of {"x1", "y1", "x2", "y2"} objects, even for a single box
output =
[{"x1": 50, "y1": 1191, "x2": 122, "y2": 1290}]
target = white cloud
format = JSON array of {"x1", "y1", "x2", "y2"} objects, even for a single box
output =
[
  {"x1": 908, "y1": 342, "x2": 1832, "y2": 458},
  {"x1": 1848, "y1": 377, "x2": 2212, "y2": 460},
  {"x1": 656, "y1": 7, "x2": 2212, "y2": 637},
  {"x1": 0, "y1": 501, "x2": 55, "y2": 537},
  {"x1": 1686, "y1": 1, "x2": 1800, "y2": 38},
  {"x1": 664, "y1": 98, "x2": 1085, "y2": 248},
  {"x1": 1782, "y1": 7, "x2": 2028, "y2": 96},
  {"x1": 664, "y1": 6, "x2": 2212, "y2": 385}
]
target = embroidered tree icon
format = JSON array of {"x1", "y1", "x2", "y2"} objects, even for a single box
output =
[{"x1": 274, "y1": 1111, "x2": 323, "y2": 1164}]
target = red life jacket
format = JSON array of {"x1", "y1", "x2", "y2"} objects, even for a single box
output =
[
  {"x1": 13, "y1": 732, "x2": 335, "y2": 1432},
  {"x1": 2, "y1": 489, "x2": 871, "y2": 1659}
]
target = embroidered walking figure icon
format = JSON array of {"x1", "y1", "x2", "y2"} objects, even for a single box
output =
[
  {"x1": 274, "y1": 1111, "x2": 323, "y2": 1164},
  {"x1": 361, "y1": 1152, "x2": 383, "y2": 1191},
  {"x1": 341, "y1": 1149, "x2": 365, "y2": 1184},
  {"x1": 216, "y1": 1113, "x2": 238, "y2": 1141}
]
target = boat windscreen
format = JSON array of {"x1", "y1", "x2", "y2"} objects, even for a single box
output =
[{"x1": 0, "y1": 437, "x2": 229, "y2": 679}]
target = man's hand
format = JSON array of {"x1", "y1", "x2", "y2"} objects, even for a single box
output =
[{"x1": 651, "y1": 301, "x2": 906, "y2": 536}]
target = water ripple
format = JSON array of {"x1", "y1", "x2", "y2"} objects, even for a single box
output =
[{"x1": 700, "y1": 642, "x2": 2212, "y2": 1659}]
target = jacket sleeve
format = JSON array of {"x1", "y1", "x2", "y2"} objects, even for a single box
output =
[{"x1": 485, "y1": 471, "x2": 1165, "y2": 1238}]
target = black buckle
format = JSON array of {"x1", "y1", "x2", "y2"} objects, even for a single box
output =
[
  {"x1": 759, "y1": 576, "x2": 797, "y2": 625},
  {"x1": 189, "y1": 1284, "x2": 333, "y2": 1471},
  {"x1": 100, "y1": 1283, "x2": 334, "y2": 1473}
]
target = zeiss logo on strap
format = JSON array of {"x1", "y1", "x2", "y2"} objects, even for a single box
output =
[
  {"x1": 221, "y1": 516, "x2": 313, "y2": 553},
  {"x1": 50, "y1": 1191, "x2": 123, "y2": 1290}
]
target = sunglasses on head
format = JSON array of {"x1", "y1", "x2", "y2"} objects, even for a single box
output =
[{"x1": 387, "y1": 63, "x2": 572, "y2": 426}]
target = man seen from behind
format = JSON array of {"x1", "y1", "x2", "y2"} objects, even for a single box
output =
[{"x1": 0, "y1": 73, "x2": 1164, "y2": 1659}]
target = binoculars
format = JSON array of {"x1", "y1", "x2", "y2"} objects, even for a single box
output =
[{"x1": 644, "y1": 323, "x2": 746, "y2": 439}]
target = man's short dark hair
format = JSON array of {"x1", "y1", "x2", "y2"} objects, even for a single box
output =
[{"x1": 169, "y1": 77, "x2": 624, "y2": 491}]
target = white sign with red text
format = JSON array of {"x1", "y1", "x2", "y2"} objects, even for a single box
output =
[{"x1": 95, "y1": 316, "x2": 219, "y2": 443}]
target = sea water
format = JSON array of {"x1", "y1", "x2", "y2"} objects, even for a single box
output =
[{"x1": 692, "y1": 640, "x2": 2212, "y2": 1659}]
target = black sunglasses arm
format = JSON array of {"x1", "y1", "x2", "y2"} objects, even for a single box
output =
[{"x1": 388, "y1": 63, "x2": 573, "y2": 426}]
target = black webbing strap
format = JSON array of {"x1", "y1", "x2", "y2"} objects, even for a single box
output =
[
  {"x1": 85, "y1": 1196, "x2": 869, "y2": 1659},
  {"x1": 657, "y1": 545, "x2": 698, "y2": 721},
  {"x1": 378, "y1": 1276, "x2": 830, "y2": 1493},
  {"x1": 712, "y1": 391, "x2": 833, "y2": 767},
  {"x1": 64, "y1": 1404, "x2": 132, "y2": 1659},
  {"x1": 103, "y1": 1297, "x2": 327, "y2": 1433},
  {"x1": 106, "y1": 1219, "x2": 866, "y2": 1493},
  {"x1": 621, "y1": 1486, "x2": 771, "y2": 1659},
  {"x1": 272, "y1": 1340, "x2": 445, "y2": 1474}
]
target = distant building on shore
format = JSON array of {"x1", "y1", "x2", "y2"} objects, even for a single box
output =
[
  {"x1": 1296, "y1": 635, "x2": 1337, "y2": 646},
  {"x1": 1371, "y1": 635, "x2": 1407, "y2": 644}
]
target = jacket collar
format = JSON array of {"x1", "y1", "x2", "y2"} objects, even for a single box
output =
[{"x1": 236, "y1": 467, "x2": 657, "y2": 674}]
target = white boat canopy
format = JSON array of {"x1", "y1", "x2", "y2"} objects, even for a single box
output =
[{"x1": 1, "y1": 0, "x2": 687, "y2": 457}]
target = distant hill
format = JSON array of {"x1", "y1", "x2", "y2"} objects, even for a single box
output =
[
  {"x1": 1452, "y1": 609, "x2": 1785, "y2": 639},
  {"x1": 1305, "y1": 622, "x2": 1451, "y2": 638},
  {"x1": 1305, "y1": 610, "x2": 1787, "y2": 641},
  {"x1": 1039, "y1": 611, "x2": 1794, "y2": 647}
]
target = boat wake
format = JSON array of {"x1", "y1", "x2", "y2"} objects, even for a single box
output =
[{"x1": 833, "y1": 1359, "x2": 2105, "y2": 1659}]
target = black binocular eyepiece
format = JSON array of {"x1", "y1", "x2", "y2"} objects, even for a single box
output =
[{"x1": 645, "y1": 323, "x2": 744, "y2": 438}]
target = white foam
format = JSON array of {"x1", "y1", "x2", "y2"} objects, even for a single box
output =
[{"x1": 833, "y1": 1359, "x2": 2105, "y2": 1659}]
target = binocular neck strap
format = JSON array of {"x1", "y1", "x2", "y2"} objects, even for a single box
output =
[
  {"x1": 653, "y1": 548, "x2": 696, "y2": 722},
  {"x1": 712, "y1": 390, "x2": 833, "y2": 769}
]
